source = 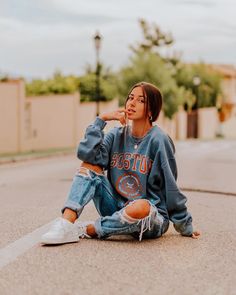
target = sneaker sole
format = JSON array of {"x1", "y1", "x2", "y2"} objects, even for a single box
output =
[{"x1": 41, "y1": 237, "x2": 79, "y2": 245}]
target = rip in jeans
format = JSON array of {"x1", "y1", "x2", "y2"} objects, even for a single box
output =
[
  {"x1": 76, "y1": 167, "x2": 92, "y2": 179},
  {"x1": 119, "y1": 200, "x2": 157, "y2": 242},
  {"x1": 76, "y1": 167, "x2": 104, "y2": 178}
]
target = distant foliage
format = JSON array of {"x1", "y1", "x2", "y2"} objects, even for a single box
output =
[
  {"x1": 78, "y1": 65, "x2": 118, "y2": 102},
  {"x1": 117, "y1": 50, "x2": 187, "y2": 119},
  {"x1": 130, "y1": 18, "x2": 174, "y2": 54},
  {"x1": 26, "y1": 69, "x2": 118, "y2": 102},
  {"x1": 0, "y1": 73, "x2": 10, "y2": 82},
  {"x1": 26, "y1": 71, "x2": 79, "y2": 96},
  {"x1": 175, "y1": 63, "x2": 222, "y2": 110}
]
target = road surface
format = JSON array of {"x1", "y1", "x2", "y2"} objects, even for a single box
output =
[{"x1": 0, "y1": 140, "x2": 235, "y2": 295}]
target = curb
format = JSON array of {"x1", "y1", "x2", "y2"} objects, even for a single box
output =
[
  {"x1": 0, "y1": 150, "x2": 75, "y2": 165},
  {"x1": 181, "y1": 187, "x2": 236, "y2": 197}
]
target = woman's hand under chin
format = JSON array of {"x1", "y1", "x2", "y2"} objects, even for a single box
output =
[{"x1": 99, "y1": 108, "x2": 129, "y2": 126}]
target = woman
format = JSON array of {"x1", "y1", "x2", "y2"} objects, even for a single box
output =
[{"x1": 41, "y1": 82, "x2": 200, "y2": 245}]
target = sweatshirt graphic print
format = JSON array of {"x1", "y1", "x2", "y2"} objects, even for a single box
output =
[{"x1": 110, "y1": 152, "x2": 153, "y2": 199}]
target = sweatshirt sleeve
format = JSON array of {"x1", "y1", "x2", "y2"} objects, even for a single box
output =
[
  {"x1": 160, "y1": 136, "x2": 193, "y2": 237},
  {"x1": 77, "y1": 117, "x2": 115, "y2": 169}
]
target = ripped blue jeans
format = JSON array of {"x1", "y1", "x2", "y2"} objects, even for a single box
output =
[{"x1": 62, "y1": 168, "x2": 169, "y2": 241}]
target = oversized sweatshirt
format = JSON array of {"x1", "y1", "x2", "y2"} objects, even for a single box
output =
[{"x1": 77, "y1": 117, "x2": 193, "y2": 236}]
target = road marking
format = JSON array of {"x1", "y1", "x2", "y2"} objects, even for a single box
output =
[
  {"x1": 181, "y1": 187, "x2": 236, "y2": 197},
  {"x1": 0, "y1": 220, "x2": 55, "y2": 270}
]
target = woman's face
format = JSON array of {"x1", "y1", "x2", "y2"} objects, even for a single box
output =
[{"x1": 126, "y1": 86, "x2": 148, "y2": 122}]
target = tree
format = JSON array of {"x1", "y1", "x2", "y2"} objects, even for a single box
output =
[
  {"x1": 25, "y1": 67, "x2": 118, "y2": 102},
  {"x1": 130, "y1": 19, "x2": 174, "y2": 55},
  {"x1": 115, "y1": 19, "x2": 189, "y2": 118},
  {"x1": 0, "y1": 75, "x2": 9, "y2": 82},
  {"x1": 26, "y1": 70, "x2": 79, "y2": 96},
  {"x1": 120, "y1": 19, "x2": 221, "y2": 118},
  {"x1": 175, "y1": 63, "x2": 222, "y2": 110},
  {"x1": 78, "y1": 64, "x2": 118, "y2": 102},
  {"x1": 116, "y1": 19, "x2": 188, "y2": 119},
  {"x1": 117, "y1": 50, "x2": 186, "y2": 119}
]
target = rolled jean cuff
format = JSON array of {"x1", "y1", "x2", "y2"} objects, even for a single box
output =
[
  {"x1": 61, "y1": 200, "x2": 84, "y2": 216},
  {"x1": 94, "y1": 218, "x2": 106, "y2": 239}
]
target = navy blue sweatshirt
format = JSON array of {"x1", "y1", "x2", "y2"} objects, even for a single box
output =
[{"x1": 78, "y1": 117, "x2": 193, "y2": 236}]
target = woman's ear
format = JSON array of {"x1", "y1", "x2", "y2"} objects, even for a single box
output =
[{"x1": 148, "y1": 111, "x2": 153, "y2": 122}]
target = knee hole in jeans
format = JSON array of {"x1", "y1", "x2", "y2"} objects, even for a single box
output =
[{"x1": 124, "y1": 199, "x2": 151, "y2": 219}]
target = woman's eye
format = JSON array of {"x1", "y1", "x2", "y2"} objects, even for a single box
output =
[
  {"x1": 138, "y1": 98, "x2": 145, "y2": 103},
  {"x1": 128, "y1": 96, "x2": 144, "y2": 103}
]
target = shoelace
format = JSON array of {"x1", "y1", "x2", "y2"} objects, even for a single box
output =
[{"x1": 77, "y1": 224, "x2": 91, "y2": 239}]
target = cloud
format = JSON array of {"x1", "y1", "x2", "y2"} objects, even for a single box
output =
[
  {"x1": 0, "y1": 0, "x2": 235, "y2": 78},
  {"x1": 167, "y1": 0, "x2": 217, "y2": 7},
  {"x1": 0, "y1": 0, "x2": 122, "y2": 26}
]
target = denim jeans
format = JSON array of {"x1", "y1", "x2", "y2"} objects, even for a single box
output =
[{"x1": 62, "y1": 168, "x2": 169, "y2": 241}]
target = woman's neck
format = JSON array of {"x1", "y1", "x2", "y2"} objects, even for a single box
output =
[{"x1": 131, "y1": 119, "x2": 152, "y2": 137}]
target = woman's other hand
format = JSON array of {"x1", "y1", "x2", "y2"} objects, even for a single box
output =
[{"x1": 191, "y1": 231, "x2": 201, "y2": 239}]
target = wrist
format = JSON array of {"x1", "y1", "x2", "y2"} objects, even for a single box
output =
[
  {"x1": 99, "y1": 114, "x2": 108, "y2": 121},
  {"x1": 94, "y1": 117, "x2": 107, "y2": 129}
]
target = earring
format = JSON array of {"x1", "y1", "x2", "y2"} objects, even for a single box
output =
[{"x1": 149, "y1": 115, "x2": 153, "y2": 122}]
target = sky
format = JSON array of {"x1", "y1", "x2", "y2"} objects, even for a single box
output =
[{"x1": 0, "y1": 0, "x2": 235, "y2": 79}]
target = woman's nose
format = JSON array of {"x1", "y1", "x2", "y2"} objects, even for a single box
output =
[{"x1": 130, "y1": 100, "x2": 136, "y2": 106}]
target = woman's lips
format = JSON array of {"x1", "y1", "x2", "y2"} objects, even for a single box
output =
[{"x1": 127, "y1": 109, "x2": 136, "y2": 113}]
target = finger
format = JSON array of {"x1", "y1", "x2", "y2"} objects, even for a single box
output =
[
  {"x1": 125, "y1": 113, "x2": 128, "y2": 125},
  {"x1": 194, "y1": 231, "x2": 201, "y2": 236},
  {"x1": 191, "y1": 233, "x2": 200, "y2": 239},
  {"x1": 118, "y1": 108, "x2": 129, "y2": 113},
  {"x1": 119, "y1": 116, "x2": 126, "y2": 126}
]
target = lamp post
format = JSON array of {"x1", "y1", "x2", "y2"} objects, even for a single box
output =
[
  {"x1": 193, "y1": 76, "x2": 201, "y2": 109},
  {"x1": 94, "y1": 31, "x2": 102, "y2": 117},
  {"x1": 192, "y1": 76, "x2": 201, "y2": 138}
]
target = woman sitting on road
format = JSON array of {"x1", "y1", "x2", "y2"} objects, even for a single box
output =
[{"x1": 41, "y1": 81, "x2": 200, "y2": 245}]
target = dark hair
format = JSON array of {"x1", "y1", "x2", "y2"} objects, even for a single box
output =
[{"x1": 125, "y1": 82, "x2": 163, "y2": 123}]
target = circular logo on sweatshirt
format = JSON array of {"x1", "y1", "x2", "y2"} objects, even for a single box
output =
[{"x1": 116, "y1": 172, "x2": 142, "y2": 199}]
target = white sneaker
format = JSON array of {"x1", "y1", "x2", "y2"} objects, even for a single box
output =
[
  {"x1": 74, "y1": 220, "x2": 95, "y2": 239},
  {"x1": 41, "y1": 217, "x2": 79, "y2": 245}
]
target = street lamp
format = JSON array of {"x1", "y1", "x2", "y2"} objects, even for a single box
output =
[
  {"x1": 192, "y1": 76, "x2": 201, "y2": 138},
  {"x1": 193, "y1": 76, "x2": 201, "y2": 110},
  {"x1": 94, "y1": 31, "x2": 102, "y2": 117}
]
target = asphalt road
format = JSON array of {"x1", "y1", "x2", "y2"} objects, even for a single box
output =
[
  {"x1": 0, "y1": 140, "x2": 236, "y2": 295},
  {"x1": 176, "y1": 139, "x2": 236, "y2": 194}
]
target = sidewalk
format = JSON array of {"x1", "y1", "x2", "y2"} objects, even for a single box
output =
[
  {"x1": 0, "y1": 148, "x2": 75, "y2": 165},
  {"x1": 175, "y1": 140, "x2": 236, "y2": 195}
]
